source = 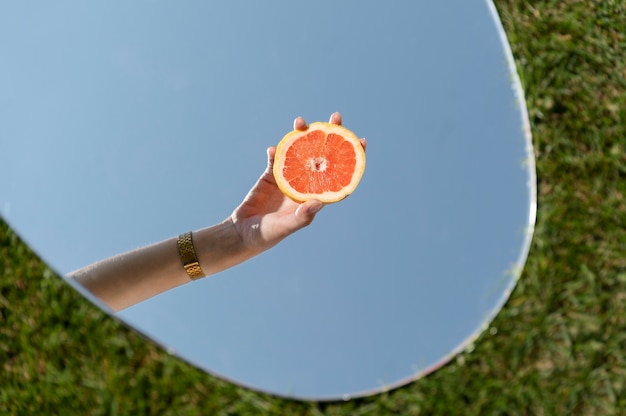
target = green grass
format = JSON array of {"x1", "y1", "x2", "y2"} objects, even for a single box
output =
[{"x1": 2, "y1": 1, "x2": 626, "y2": 414}]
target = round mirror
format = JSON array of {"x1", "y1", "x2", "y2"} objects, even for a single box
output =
[{"x1": 0, "y1": 0, "x2": 535, "y2": 401}]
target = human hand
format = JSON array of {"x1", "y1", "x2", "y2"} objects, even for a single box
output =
[{"x1": 230, "y1": 112, "x2": 367, "y2": 252}]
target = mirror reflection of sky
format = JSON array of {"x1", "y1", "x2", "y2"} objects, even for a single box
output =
[{"x1": 0, "y1": 0, "x2": 535, "y2": 400}]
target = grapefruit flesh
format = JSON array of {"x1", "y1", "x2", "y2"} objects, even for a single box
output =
[{"x1": 273, "y1": 122, "x2": 366, "y2": 203}]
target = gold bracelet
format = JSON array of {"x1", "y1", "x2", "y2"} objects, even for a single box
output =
[{"x1": 177, "y1": 231, "x2": 205, "y2": 280}]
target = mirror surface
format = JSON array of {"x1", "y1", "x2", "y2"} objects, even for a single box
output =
[{"x1": 0, "y1": 0, "x2": 535, "y2": 400}]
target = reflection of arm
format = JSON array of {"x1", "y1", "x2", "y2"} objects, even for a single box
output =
[
  {"x1": 69, "y1": 113, "x2": 362, "y2": 313},
  {"x1": 70, "y1": 219, "x2": 253, "y2": 312}
]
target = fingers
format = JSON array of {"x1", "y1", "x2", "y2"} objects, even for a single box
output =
[
  {"x1": 294, "y1": 112, "x2": 343, "y2": 131},
  {"x1": 266, "y1": 146, "x2": 277, "y2": 170},
  {"x1": 294, "y1": 116, "x2": 307, "y2": 131},
  {"x1": 360, "y1": 138, "x2": 367, "y2": 152},
  {"x1": 329, "y1": 112, "x2": 342, "y2": 125}
]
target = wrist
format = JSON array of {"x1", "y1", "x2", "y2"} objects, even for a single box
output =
[{"x1": 192, "y1": 218, "x2": 255, "y2": 276}]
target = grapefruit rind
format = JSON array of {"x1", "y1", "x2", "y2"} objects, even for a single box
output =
[{"x1": 273, "y1": 122, "x2": 366, "y2": 204}]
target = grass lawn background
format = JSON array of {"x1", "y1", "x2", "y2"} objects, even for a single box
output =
[{"x1": 1, "y1": 1, "x2": 625, "y2": 414}]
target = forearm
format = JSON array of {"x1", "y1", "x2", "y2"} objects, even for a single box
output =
[{"x1": 70, "y1": 218, "x2": 252, "y2": 312}]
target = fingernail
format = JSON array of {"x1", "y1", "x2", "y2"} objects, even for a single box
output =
[{"x1": 308, "y1": 202, "x2": 323, "y2": 214}]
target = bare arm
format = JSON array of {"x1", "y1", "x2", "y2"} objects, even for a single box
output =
[
  {"x1": 69, "y1": 219, "x2": 252, "y2": 311},
  {"x1": 70, "y1": 113, "x2": 363, "y2": 312}
]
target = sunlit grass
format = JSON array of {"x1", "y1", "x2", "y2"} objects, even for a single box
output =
[{"x1": 1, "y1": 1, "x2": 625, "y2": 414}]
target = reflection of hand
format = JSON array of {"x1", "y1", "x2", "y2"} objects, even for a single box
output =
[
  {"x1": 230, "y1": 112, "x2": 367, "y2": 252},
  {"x1": 71, "y1": 112, "x2": 366, "y2": 312}
]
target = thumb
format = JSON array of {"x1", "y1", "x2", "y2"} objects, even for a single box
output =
[
  {"x1": 266, "y1": 146, "x2": 277, "y2": 173},
  {"x1": 293, "y1": 200, "x2": 324, "y2": 228}
]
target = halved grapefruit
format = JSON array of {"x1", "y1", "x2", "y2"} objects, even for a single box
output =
[{"x1": 273, "y1": 122, "x2": 366, "y2": 203}]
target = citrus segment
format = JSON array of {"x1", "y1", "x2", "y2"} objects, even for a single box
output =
[{"x1": 273, "y1": 122, "x2": 366, "y2": 203}]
